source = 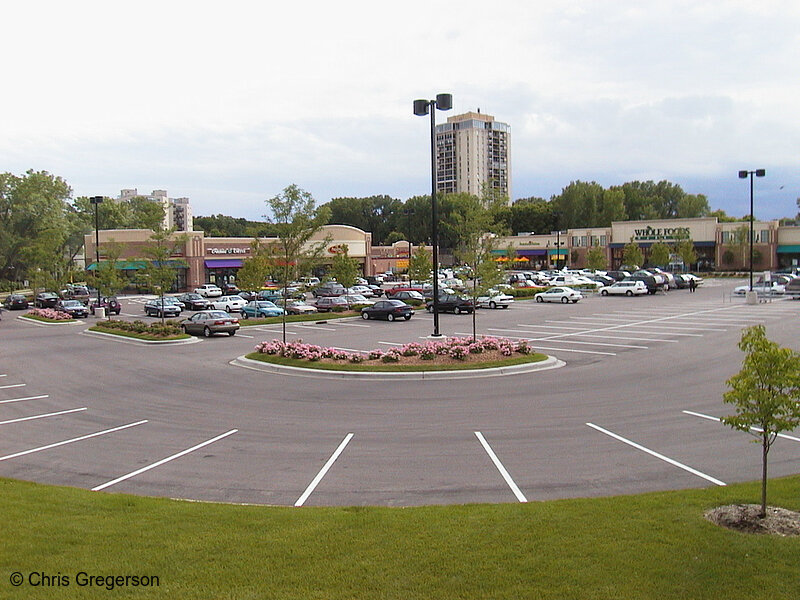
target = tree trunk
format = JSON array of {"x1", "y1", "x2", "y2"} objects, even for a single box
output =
[{"x1": 760, "y1": 433, "x2": 769, "y2": 518}]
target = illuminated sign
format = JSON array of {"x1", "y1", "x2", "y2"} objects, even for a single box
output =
[{"x1": 327, "y1": 244, "x2": 349, "y2": 255}]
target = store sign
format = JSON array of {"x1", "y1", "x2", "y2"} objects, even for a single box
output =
[
  {"x1": 327, "y1": 244, "x2": 348, "y2": 255},
  {"x1": 208, "y1": 247, "x2": 249, "y2": 255},
  {"x1": 633, "y1": 226, "x2": 691, "y2": 241}
]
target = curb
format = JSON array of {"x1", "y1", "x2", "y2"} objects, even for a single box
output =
[
  {"x1": 16, "y1": 315, "x2": 82, "y2": 326},
  {"x1": 230, "y1": 354, "x2": 565, "y2": 380},
  {"x1": 82, "y1": 328, "x2": 200, "y2": 346}
]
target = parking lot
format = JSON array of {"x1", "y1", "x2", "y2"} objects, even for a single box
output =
[{"x1": 2, "y1": 278, "x2": 800, "y2": 507}]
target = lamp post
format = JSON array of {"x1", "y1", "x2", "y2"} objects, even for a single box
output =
[
  {"x1": 89, "y1": 196, "x2": 104, "y2": 308},
  {"x1": 414, "y1": 93, "x2": 452, "y2": 337},
  {"x1": 738, "y1": 169, "x2": 766, "y2": 293}
]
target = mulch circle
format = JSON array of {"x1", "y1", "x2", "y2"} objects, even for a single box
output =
[{"x1": 705, "y1": 504, "x2": 800, "y2": 536}]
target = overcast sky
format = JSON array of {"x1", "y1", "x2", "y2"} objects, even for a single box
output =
[{"x1": 2, "y1": 1, "x2": 798, "y2": 222}]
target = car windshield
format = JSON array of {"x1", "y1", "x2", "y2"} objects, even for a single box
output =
[
  {"x1": 206, "y1": 311, "x2": 230, "y2": 318},
  {"x1": 257, "y1": 301, "x2": 276, "y2": 308},
  {"x1": 62, "y1": 300, "x2": 81, "y2": 307}
]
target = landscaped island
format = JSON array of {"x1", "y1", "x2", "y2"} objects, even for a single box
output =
[{"x1": 246, "y1": 336, "x2": 547, "y2": 372}]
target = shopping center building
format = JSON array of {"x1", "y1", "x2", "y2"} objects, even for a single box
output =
[{"x1": 85, "y1": 217, "x2": 800, "y2": 292}]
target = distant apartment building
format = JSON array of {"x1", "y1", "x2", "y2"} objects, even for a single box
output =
[
  {"x1": 118, "y1": 188, "x2": 193, "y2": 232},
  {"x1": 434, "y1": 110, "x2": 511, "y2": 202}
]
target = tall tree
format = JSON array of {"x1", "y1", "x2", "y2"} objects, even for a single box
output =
[
  {"x1": 324, "y1": 195, "x2": 404, "y2": 245},
  {"x1": 509, "y1": 197, "x2": 554, "y2": 235},
  {"x1": 236, "y1": 239, "x2": 272, "y2": 292},
  {"x1": 265, "y1": 184, "x2": 331, "y2": 342},
  {"x1": 648, "y1": 241, "x2": 671, "y2": 268},
  {"x1": 721, "y1": 325, "x2": 800, "y2": 518},
  {"x1": 407, "y1": 246, "x2": 432, "y2": 284},
  {"x1": 0, "y1": 170, "x2": 72, "y2": 285}
]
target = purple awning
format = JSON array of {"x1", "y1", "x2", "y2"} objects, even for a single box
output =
[{"x1": 204, "y1": 259, "x2": 243, "y2": 268}]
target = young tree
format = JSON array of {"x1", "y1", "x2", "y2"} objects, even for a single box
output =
[
  {"x1": 264, "y1": 184, "x2": 331, "y2": 342},
  {"x1": 622, "y1": 241, "x2": 643, "y2": 269},
  {"x1": 236, "y1": 239, "x2": 272, "y2": 292},
  {"x1": 721, "y1": 325, "x2": 800, "y2": 518},
  {"x1": 94, "y1": 239, "x2": 125, "y2": 318},
  {"x1": 675, "y1": 238, "x2": 697, "y2": 271},
  {"x1": 648, "y1": 241, "x2": 671, "y2": 268},
  {"x1": 407, "y1": 246, "x2": 432, "y2": 284},
  {"x1": 585, "y1": 246, "x2": 608, "y2": 271},
  {"x1": 141, "y1": 227, "x2": 187, "y2": 324},
  {"x1": 329, "y1": 246, "x2": 359, "y2": 305}
]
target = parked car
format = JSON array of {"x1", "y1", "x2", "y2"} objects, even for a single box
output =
[
  {"x1": 623, "y1": 275, "x2": 660, "y2": 295},
  {"x1": 314, "y1": 296, "x2": 350, "y2": 312},
  {"x1": 163, "y1": 296, "x2": 186, "y2": 310},
  {"x1": 340, "y1": 294, "x2": 375, "y2": 307},
  {"x1": 221, "y1": 283, "x2": 240, "y2": 295},
  {"x1": 476, "y1": 290, "x2": 515, "y2": 309},
  {"x1": 598, "y1": 281, "x2": 648, "y2": 296},
  {"x1": 181, "y1": 310, "x2": 239, "y2": 337},
  {"x1": 283, "y1": 300, "x2": 318, "y2": 315},
  {"x1": 605, "y1": 270, "x2": 631, "y2": 281},
  {"x1": 312, "y1": 282, "x2": 346, "y2": 298},
  {"x1": 785, "y1": 277, "x2": 800, "y2": 299},
  {"x1": 144, "y1": 299, "x2": 182, "y2": 318},
  {"x1": 534, "y1": 286, "x2": 583, "y2": 303},
  {"x1": 56, "y1": 299, "x2": 89, "y2": 318},
  {"x1": 89, "y1": 296, "x2": 122, "y2": 315},
  {"x1": 346, "y1": 285, "x2": 377, "y2": 298},
  {"x1": 387, "y1": 290, "x2": 425, "y2": 303},
  {"x1": 176, "y1": 292, "x2": 210, "y2": 311},
  {"x1": 3, "y1": 294, "x2": 29, "y2": 310},
  {"x1": 60, "y1": 284, "x2": 91, "y2": 303},
  {"x1": 194, "y1": 284, "x2": 223, "y2": 298},
  {"x1": 733, "y1": 281, "x2": 786, "y2": 296},
  {"x1": 209, "y1": 295, "x2": 247, "y2": 312},
  {"x1": 425, "y1": 294, "x2": 475, "y2": 314},
  {"x1": 34, "y1": 292, "x2": 60, "y2": 308},
  {"x1": 361, "y1": 299, "x2": 414, "y2": 321},
  {"x1": 241, "y1": 300, "x2": 284, "y2": 319},
  {"x1": 386, "y1": 285, "x2": 427, "y2": 298}
]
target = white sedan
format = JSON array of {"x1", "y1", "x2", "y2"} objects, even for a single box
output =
[
  {"x1": 534, "y1": 286, "x2": 583, "y2": 304},
  {"x1": 477, "y1": 290, "x2": 515, "y2": 309},
  {"x1": 733, "y1": 281, "x2": 785, "y2": 296},
  {"x1": 209, "y1": 295, "x2": 247, "y2": 312},
  {"x1": 598, "y1": 281, "x2": 649, "y2": 296},
  {"x1": 194, "y1": 284, "x2": 223, "y2": 298}
]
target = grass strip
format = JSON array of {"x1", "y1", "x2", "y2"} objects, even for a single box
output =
[
  {"x1": 245, "y1": 351, "x2": 548, "y2": 371},
  {"x1": 89, "y1": 325, "x2": 190, "y2": 341},
  {"x1": 1, "y1": 476, "x2": 799, "y2": 599}
]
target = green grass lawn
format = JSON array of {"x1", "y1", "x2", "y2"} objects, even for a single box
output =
[
  {"x1": 1, "y1": 476, "x2": 799, "y2": 599},
  {"x1": 88, "y1": 325, "x2": 189, "y2": 341}
]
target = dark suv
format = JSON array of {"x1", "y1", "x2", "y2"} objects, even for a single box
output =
[
  {"x1": 312, "y1": 282, "x2": 346, "y2": 298},
  {"x1": 425, "y1": 294, "x2": 474, "y2": 314}
]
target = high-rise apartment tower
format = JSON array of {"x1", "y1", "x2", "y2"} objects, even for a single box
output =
[{"x1": 434, "y1": 110, "x2": 510, "y2": 202}]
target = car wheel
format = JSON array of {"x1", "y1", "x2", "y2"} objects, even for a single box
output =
[
  {"x1": 427, "y1": 305, "x2": 434, "y2": 313},
  {"x1": 404, "y1": 315, "x2": 411, "y2": 320},
  {"x1": 361, "y1": 312, "x2": 370, "y2": 320},
  {"x1": 489, "y1": 301, "x2": 496, "y2": 309},
  {"x1": 387, "y1": 313, "x2": 395, "y2": 322},
  {"x1": 181, "y1": 325, "x2": 188, "y2": 334},
  {"x1": 535, "y1": 296, "x2": 543, "y2": 303},
  {"x1": 241, "y1": 312, "x2": 248, "y2": 319},
  {"x1": 561, "y1": 297, "x2": 569, "y2": 304},
  {"x1": 626, "y1": 290, "x2": 633, "y2": 296},
  {"x1": 601, "y1": 290, "x2": 609, "y2": 296},
  {"x1": 225, "y1": 306, "x2": 231, "y2": 312},
  {"x1": 203, "y1": 326, "x2": 212, "y2": 337},
  {"x1": 455, "y1": 306, "x2": 462, "y2": 315},
  {"x1": 228, "y1": 330, "x2": 236, "y2": 336}
]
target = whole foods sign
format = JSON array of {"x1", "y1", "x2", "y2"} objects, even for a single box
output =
[{"x1": 633, "y1": 226, "x2": 690, "y2": 241}]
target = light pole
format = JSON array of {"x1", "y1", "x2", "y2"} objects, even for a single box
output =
[
  {"x1": 90, "y1": 196, "x2": 104, "y2": 308},
  {"x1": 738, "y1": 169, "x2": 765, "y2": 292},
  {"x1": 414, "y1": 93, "x2": 452, "y2": 337}
]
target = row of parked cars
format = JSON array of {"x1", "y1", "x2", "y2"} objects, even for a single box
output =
[{"x1": 1, "y1": 286, "x2": 122, "y2": 317}]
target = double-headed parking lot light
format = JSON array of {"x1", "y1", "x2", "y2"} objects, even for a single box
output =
[
  {"x1": 90, "y1": 196, "x2": 104, "y2": 309},
  {"x1": 738, "y1": 169, "x2": 766, "y2": 294}
]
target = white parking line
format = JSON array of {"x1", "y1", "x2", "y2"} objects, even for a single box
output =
[
  {"x1": 0, "y1": 383, "x2": 25, "y2": 390},
  {"x1": 0, "y1": 374, "x2": 6, "y2": 377},
  {"x1": 295, "y1": 433, "x2": 354, "y2": 507},
  {"x1": 92, "y1": 429, "x2": 239, "y2": 492},
  {"x1": 567, "y1": 317, "x2": 726, "y2": 331},
  {"x1": 0, "y1": 395, "x2": 49, "y2": 404},
  {"x1": 234, "y1": 333, "x2": 255, "y2": 338},
  {"x1": 485, "y1": 328, "x2": 646, "y2": 349},
  {"x1": 586, "y1": 423, "x2": 726, "y2": 486},
  {"x1": 682, "y1": 410, "x2": 800, "y2": 442},
  {"x1": 0, "y1": 420, "x2": 148, "y2": 462},
  {"x1": 474, "y1": 431, "x2": 527, "y2": 503},
  {"x1": 295, "y1": 324, "x2": 338, "y2": 332},
  {"x1": 335, "y1": 322, "x2": 372, "y2": 328},
  {"x1": 0, "y1": 407, "x2": 87, "y2": 426}
]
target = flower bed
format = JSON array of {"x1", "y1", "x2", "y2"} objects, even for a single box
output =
[
  {"x1": 22, "y1": 307, "x2": 75, "y2": 322},
  {"x1": 247, "y1": 336, "x2": 546, "y2": 372},
  {"x1": 89, "y1": 319, "x2": 188, "y2": 340}
]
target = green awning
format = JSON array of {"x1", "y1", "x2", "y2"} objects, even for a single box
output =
[
  {"x1": 777, "y1": 245, "x2": 800, "y2": 254},
  {"x1": 86, "y1": 260, "x2": 186, "y2": 271}
]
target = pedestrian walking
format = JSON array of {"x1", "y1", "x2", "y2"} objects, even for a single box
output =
[{"x1": 689, "y1": 278, "x2": 697, "y2": 293}]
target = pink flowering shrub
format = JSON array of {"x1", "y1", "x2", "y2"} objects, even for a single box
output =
[
  {"x1": 27, "y1": 307, "x2": 73, "y2": 321},
  {"x1": 254, "y1": 336, "x2": 534, "y2": 364}
]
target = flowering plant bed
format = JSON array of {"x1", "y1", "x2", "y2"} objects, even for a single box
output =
[
  {"x1": 246, "y1": 337, "x2": 547, "y2": 372},
  {"x1": 21, "y1": 308, "x2": 75, "y2": 322},
  {"x1": 89, "y1": 319, "x2": 189, "y2": 341}
]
